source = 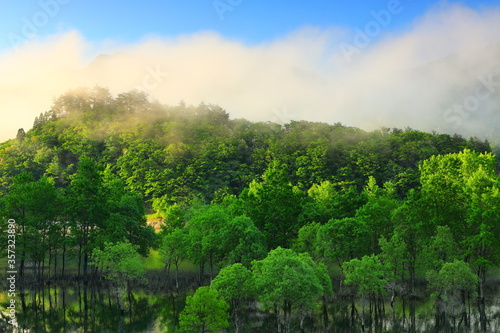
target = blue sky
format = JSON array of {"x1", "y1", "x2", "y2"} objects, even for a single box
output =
[
  {"x1": 1, "y1": 1, "x2": 500, "y2": 141},
  {"x1": 2, "y1": 0, "x2": 499, "y2": 51}
]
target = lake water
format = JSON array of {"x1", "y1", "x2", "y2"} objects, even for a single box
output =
[{"x1": 1, "y1": 272, "x2": 499, "y2": 332}]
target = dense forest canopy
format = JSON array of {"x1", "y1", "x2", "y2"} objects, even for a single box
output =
[
  {"x1": 0, "y1": 86, "x2": 493, "y2": 203},
  {"x1": 1, "y1": 86, "x2": 499, "y2": 332}
]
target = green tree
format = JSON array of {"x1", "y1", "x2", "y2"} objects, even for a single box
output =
[
  {"x1": 66, "y1": 156, "x2": 109, "y2": 279},
  {"x1": 0, "y1": 173, "x2": 60, "y2": 279},
  {"x1": 390, "y1": 193, "x2": 425, "y2": 289},
  {"x1": 102, "y1": 169, "x2": 155, "y2": 256},
  {"x1": 219, "y1": 215, "x2": 267, "y2": 267},
  {"x1": 240, "y1": 161, "x2": 303, "y2": 248},
  {"x1": 153, "y1": 200, "x2": 186, "y2": 235},
  {"x1": 316, "y1": 217, "x2": 370, "y2": 268},
  {"x1": 292, "y1": 222, "x2": 321, "y2": 259},
  {"x1": 420, "y1": 225, "x2": 459, "y2": 273},
  {"x1": 355, "y1": 176, "x2": 399, "y2": 253},
  {"x1": 211, "y1": 263, "x2": 254, "y2": 332},
  {"x1": 252, "y1": 247, "x2": 327, "y2": 333},
  {"x1": 342, "y1": 255, "x2": 388, "y2": 329},
  {"x1": 419, "y1": 149, "x2": 500, "y2": 300},
  {"x1": 160, "y1": 228, "x2": 188, "y2": 290},
  {"x1": 426, "y1": 260, "x2": 478, "y2": 330},
  {"x1": 303, "y1": 181, "x2": 368, "y2": 224},
  {"x1": 91, "y1": 241, "x2": 146, "y2": 314},
  {"x1": 379, "y1": 232, "x2": 409, "y2": 312},
  {"x1": 179, "y1": 286, "x2": 230, "y2": 333},
  {"x1": 186, "y1": 204, "x2": 230, "y2": 280}
]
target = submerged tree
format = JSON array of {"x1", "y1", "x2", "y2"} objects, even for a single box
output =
[
  {"x1": 426, "y1": 260, "x2": 478, "y2": 331},
  {"x1": 178, "y1": 286, "x2": 229, "y2": 333},
  {"x1": 252, "y1": 247, "x2": 328, "y2": 333},
  {"x1": 91, "y1": 241, "x2": 146, "y2": 314},
  {"x1": 342, "y1": 254, "x2": 388, "y2": 331},
  {"x1": 211, "y1": 263, "x2": 254, "y2": 333},
  {"x1": 0, "y1": 173, "x2": 61, "y2": 280},
  {"x1": 66, "y1": 156, "x2": 108, "y2": 280},
  {"x1": 160, "y1": 228, "x2": 188, "y2": 291}
]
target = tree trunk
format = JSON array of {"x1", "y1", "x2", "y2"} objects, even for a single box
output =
[
  {"x1": 20, "y1": 255, "x2": 25, "y2": 280},
  {"x1": 62, "y1": 243, "x2": 66, "y2": 279},
  {"x1": 276, "y1": 305, "x2": 282, "y2": 333},
  {"x1": 77, "y1": 244, "x2": 82, "y2": 278},
  {"x1": 116, "y1": 284, "x2": 124, "y2": 315},
  {"x1": 54, "y1": 248, "x2": 58, "y2": 280},
  {"x1": 199, "y1": 261, "x2": 205, "y2": 285},
  {"x1": 83, "y1": 253, "x2": 89, "y2": 282},
  {"x1": 48, "y1": 249, "x2": 52, "y2": 279},
  {"x1": 322, "y1": 295, "x2": 329, "y2": 328},
  {"x1": 361, "y1": 302, "x2": 366, "y2": 333},
  {"x1": 175, "y1": 262, "x2": 179, "y2": 292}
]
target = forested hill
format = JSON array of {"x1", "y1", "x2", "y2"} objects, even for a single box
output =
[{"x1": 0, "y1": 86, "x2": 492, "y2": 204}]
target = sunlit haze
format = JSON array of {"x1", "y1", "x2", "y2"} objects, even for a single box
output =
[{"x1": 1, "y1": 1, "x2": 500, "y2": 141}]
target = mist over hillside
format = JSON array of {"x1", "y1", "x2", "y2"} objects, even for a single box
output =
[{"x1": 1, "y1": 4, "x2": 500, "y2": 143}]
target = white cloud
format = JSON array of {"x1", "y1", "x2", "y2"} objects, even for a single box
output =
[{"x1": 1, "y1": 3, "x2": 500, "y2": 142}]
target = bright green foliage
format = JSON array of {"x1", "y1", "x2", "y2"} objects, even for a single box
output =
[
  {"x1": 65, "y1": 156, "x2": 155, "y2": 279},
  {"x1": 295, "y1": 142, "x2": 329, "y2": 189},
  {"x1": 160, "y1": 228, "x2": 187, "y2": 268},
  {"x1": 342, "y1": 255, "x2": 388, "y2": 297},
  {"x1": 91, "y1": 241, "x2": 146, "y2": 284},
  {"x1": 186, "y1": 204, "x2": 231, "y2": 276},
  {"x1": 316, "y1": 218, "x2": 370, "y2": 267},
  {"x1": 293, "y1": 222, "x2": 321, "y2": 258},
  {"x1": 182, "y1": 204, "x2": 266, "y2": 277},
  {"x1": 298, "y1": 253, "x2": 334, "y2": 299},
  {"x1": 419, "y1": 149, "x2": 500, "y2": 295},
  {"x1": 252, "y1": 247, "x2": 327, "y2": 320},
  {"x1": 302, "y1": 181, "x2": 368, "y2": 224},
  {"x1": 389, "y1": 194, "x2": 425, "y2": 286},
  {"x1": 0, "y1": 87, "x2": 497, "y2": 294},
  {"x1": 103, "y1": 169, "x2": 155, "y2": 256},
  {"x1": 426, "y1": 260, "x2": 478, "y2": 295},
  {"x1": 116, "y1": 138, "x2": 167, "y2": 199},
  {"x1": 154, "y1": 200, "x2": 186, "y2": 235},
  {"x1": 420, "y1": 225, "x2": 459, "y2": 272},
  {"x1": 160, "y1": 228, "x2": 188, "y2": 287},
  {"x1": 66, "y1": 156, "x2": 109, "y2": 277},
  {"x1": 426, "y1": 260, "x2": 479, "y2": 325},
  {"x1": 211, "y1": 263, "x2": 254, "y2": 302},
  {"x1": 0, "y1": 173, "x2": 61, "y2": 277},
  {"x1": 356, "y1": 177, "x2": 399, "y2": 252},
  {"x1": 379, "y1": 233, "x2": 408, "y2": 281},
  {"x1": 91, "y1": 240, "x2": 147, "y2": 313},
  {"x1": 211, "y1": 262, "x2": 254, "y2": 331},
  {"x1": 179, "y1": 286, "x2": 230, "y2": 333}
]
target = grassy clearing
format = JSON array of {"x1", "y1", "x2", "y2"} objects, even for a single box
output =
[{"x1": 143, "y1": 250, "x2": 198, "y2": 272}]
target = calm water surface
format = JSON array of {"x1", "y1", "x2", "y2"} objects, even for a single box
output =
[{"x1": 1, "y1": 273, "x2": 499, "y2": 332}]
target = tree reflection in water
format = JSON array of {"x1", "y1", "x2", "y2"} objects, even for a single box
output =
[{"x1": 2, "y1": 279, "x2": 499, "y2": 333}]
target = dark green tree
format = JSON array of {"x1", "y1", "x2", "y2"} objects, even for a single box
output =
[
  {"x1": 240, "y1": 161, "x2": 303, "y2": 248},
  {"x1": 65, "y1": 156, "x2": 108, "y2": 280}
]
